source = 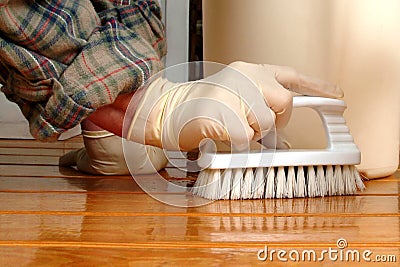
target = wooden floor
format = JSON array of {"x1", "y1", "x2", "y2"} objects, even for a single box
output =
[{"x1": 0, "y1": 137, "x2": 399, "y2": 266}]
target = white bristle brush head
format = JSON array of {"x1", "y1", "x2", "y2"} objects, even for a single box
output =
[{"x1": 192, "y1": 96, "x2": 365, "y2": 200}]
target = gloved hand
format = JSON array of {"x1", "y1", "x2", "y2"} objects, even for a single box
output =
[
  {"x1": 126, "y1": 62, "x2": 342, "y2": 151},
  {"x1": 59, "y1": 129, "x2": 168, "y2": 175}
]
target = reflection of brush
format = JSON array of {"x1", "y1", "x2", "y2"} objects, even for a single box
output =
[
  {"x1": 191, "y1": 96, "x2": 365, "y2": 200},
  {"x1": 203, "y1": 197, "x2": 362, "y2": 231}
]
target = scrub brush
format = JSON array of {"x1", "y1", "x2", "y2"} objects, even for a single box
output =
[{"x1": 191, "y1": 96, "x2": 365, "y2": 200}]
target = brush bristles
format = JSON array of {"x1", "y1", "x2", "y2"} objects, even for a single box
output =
[
  {"x1": 192, "y1": 165, "x2": 365, "y2": 200},
  {"x1": 231, "y1": 169, "x2": 243, "y2": 200},
  {"x1": 253, "y1": 168, "x2": 265, "y2": 199}
]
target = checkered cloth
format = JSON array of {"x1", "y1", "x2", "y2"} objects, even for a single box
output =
[{"x1": 0, "y1": 0, "x2": 166, "y2": 141}]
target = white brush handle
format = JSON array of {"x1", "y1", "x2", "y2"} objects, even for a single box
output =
[
  {"x1": 292, "y1": 96, "x2": 357, "y2": 150},
  {"x1": 197, "y1": 96, "x2": 361, "y2": 169}
]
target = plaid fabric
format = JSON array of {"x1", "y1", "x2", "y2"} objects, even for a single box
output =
[{"x1": 0, "y1": 0, "x2": 166, "y2": 141}]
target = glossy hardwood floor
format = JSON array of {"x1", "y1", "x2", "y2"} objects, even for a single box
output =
[{"x1": 0, "y1": 137, "x2": 399, "y2": 266}]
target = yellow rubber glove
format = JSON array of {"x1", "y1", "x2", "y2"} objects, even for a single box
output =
[
  {"x1": 126, "y1": 62, "x2": 342, "y2": 151},
  {"x1": 59, "y1": 130, "x2": 168, "y2": 175}
]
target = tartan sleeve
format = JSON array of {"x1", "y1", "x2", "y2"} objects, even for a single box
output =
[{"x1": 0, "y1": 0, "x2": 166, "y2": 141}]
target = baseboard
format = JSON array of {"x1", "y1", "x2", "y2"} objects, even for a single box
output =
[{"x1": 0, "y1": 121, "x2": 81, "y2": 140}]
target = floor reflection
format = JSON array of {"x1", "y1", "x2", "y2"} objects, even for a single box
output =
[{"x1": 189, "y1": 196, "x2": 366, "y2": 242}]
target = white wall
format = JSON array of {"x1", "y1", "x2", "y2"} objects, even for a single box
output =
[
  {"x1": 203, "y1": 0, "x2": 400, "y2": 176},
  {"x1": 163, "y1": 0, "x2": 189, "y2": 82},
  {"x1": 0, "y1": 91, "x2": 34, "y2": 139}
]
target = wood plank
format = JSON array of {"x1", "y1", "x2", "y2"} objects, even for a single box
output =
[
  {"x1": 0, "y1": 136, "x2": 83, "y2": 149},
  {"x1": 0, "y1": 193, "x2": 399, "y2": 215},
  {"x1": 0, "y1": 164, "x2": 396, "y2": 188},
  {"x1": 0, "y1": 147, "x2": 69, "y2": 156},
  {"x1": 0, "y1": 165, "x2": 183, "y2": 181},
  {"x1": 0, "y1": 165, "x2": 132, "y2": 179},
  {"x1": 0, "y1": 177, "x2": 142, "y2": 193},
  {"x1": 361, "y1": 177, "x2": 400, "y2": 195},
  {"x1": 0, "y1": 175, "x2": 397, "y2": 195},
  {"x1": 1, "y1": 247, "x2": 397, "y2": 267},
  {"x1": 0, "y1": 155, "x2": 60, "y2": 166},
  {"x1": 0, "y1": 139, "x2": 398, "y2": 266},
  {"x1": 0, "y1": 214, "x2": 399, "y2": 244},
  {"x1": 7, "y1": 157, "x2": 185, "y2": 169}
]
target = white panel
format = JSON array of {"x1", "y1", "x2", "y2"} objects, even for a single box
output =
[{"x1": 164, "y1": 0, "x2": 189, "y2": 82}]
